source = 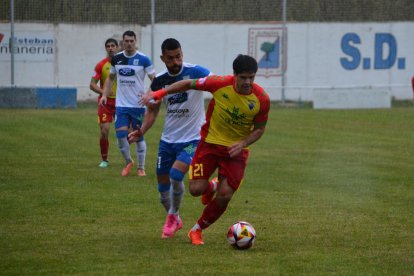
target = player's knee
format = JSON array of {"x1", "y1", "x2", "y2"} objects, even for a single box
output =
[
  {"x1": 188, "y1": 180, "x2": 206, "y2": 197},
  {"x1": 170, "y1": 168, "x2": 185, "y2": 182},
  {"x1": 100, "y1": 130, "x2": 109, "y2": 139}
]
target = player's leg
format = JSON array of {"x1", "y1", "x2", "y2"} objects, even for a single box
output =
[
  {"x1": 162, "y1": 145, "x2": 195, "y2": 238},
  {"x1": 156, "y1": 140, "x2": 174, "y2": 212},
  {"x1": 187, "y1": 140, "x2": 217, "y2": 197},
  {"x1": 156, "y1": 140, "x2": 182, "y2": 238},
  {"x1": 162, "y1": 163, "x2": 186, "y2": 238},
  {"x1": 161, "y1": 141, "x2": 196, "y2": 238},
  {"x1": 188, "y1": 145, "x2": 249, "y2": 245},
  {"x1": 99, "y1": 122, "x2": 110, "y2": 166},
  {"x1": 168, "y1": 140, "x2": 199, "y2": 215},
  {"x1": 97, "y1": 99, "x2": 110, "y2": 168},
  {"x1": 198, "y1": 149, "x2": 249, "y2": 228},
  {"x1": 115, "y1": 107, "x2": 134, "y2": 176},
  {"x1": 187, "y1": 141, "x2": 220, "y2": 245},
  {"x1": 100, "y1": 97, "x2": 116, "y2": 168},
  {"x1": 132, "y1": 108, "x2": 146, "y2": 176}
]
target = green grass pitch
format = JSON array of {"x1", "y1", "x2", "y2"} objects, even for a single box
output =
[{"x1": 0, "y1": 102, "x2": 413, "y2": 274}]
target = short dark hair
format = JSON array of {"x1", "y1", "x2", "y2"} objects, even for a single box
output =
[
  {"x1": 105, "y1": 38, "x2": 118, "y2": 47},
  {"x1": 232, "y1": 54, "x2": 258, "y2": 74},
  {"x1": 123, "y1": 30, "x2": 136, "y2": 39},
  {"x1": 161, "y1": 38, "x2": 181, "y2": 53}
]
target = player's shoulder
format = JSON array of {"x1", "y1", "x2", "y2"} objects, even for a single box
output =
[
  {"x1": 135, "y1": 51, "x2": 152, "y2": 62},
  {"x1": 134, "y1": 51, "x2": 153, "y2": 66},
  {"x1": 182, "y1": 62, "x2": 197, "y2": 69},
  {"x1": 207, "y1": 75, "x2": 233, "y2": 83},
  {"x1": 96, "y1": 57, "x2": 109, "y2": 67},
  {"x1": 135, "y1": 50, "x2": 149, "y2": 57},
  {"x1": 155, "y1": 68, "x2": 169, "y2": 79},
  {"x1": 111, "y1": 52, "x2": 124, "y2": 64},
  {"x1": 252, "y1": 83, "x2": 270, "y2": 104},
  {"x1": 182, "y1": 62, "x2": 209, "y2": 72}
]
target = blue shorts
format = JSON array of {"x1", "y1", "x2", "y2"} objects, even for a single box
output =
[
  {"x1": 156, "y1": 139, "x2": 200, "y2": 175},
  {"x1": 115, "y1": 106, "x2": 145, "y2": 139}
]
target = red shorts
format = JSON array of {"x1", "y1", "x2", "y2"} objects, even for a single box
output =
[
  {"x1": 97, "y1": 96, "x2": 116, "y2": 124},
  {"x1": 189, "y1": 139, "x2": 249, "y2": 190}
]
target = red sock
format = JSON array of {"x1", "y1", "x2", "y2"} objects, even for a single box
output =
[
  {"x1": 100, "y1": 138, "x2": 109, "y2": 160},
  {"x1": 197, "y1": 200, "x2": 227, "y2": 230}
]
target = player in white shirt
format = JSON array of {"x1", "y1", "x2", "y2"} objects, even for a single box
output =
[
  {"x1": 101, "y1": 30, "x2": 155, "y2": 177},
  {"x1": 128, "y1": 38, "x2": 211, "y2": 238}
]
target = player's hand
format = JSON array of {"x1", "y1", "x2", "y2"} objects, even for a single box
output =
[
  {"x1": 127, "y1": 125, "x2": 144, "y2": 143},
  {"x1": 99, "y1": 95, "x2": 107, "y2": 106},
  {"x1": 140, "y1": 89, "x2": 167, "y2": 106},
  {"x1": 227, "y1": 141, "x2": 246, "y2": 158},
  {"x1": 139, "y1": 92, "x2": 154, "y2": 106}
]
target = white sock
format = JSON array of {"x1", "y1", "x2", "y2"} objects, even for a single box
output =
[
  {"x1": 117, "y1": 137, "x2": 132, "y2": 163},
  {"x1": 136, "y1": 140, "x2": 146, "y2": 169},
  {"x1": 169, "y1": 179, "x2": 184, "y2": 214},
  {"x1": 159, "y1": 189, "x2": 170, "y2": 212},
  {"x1": 191, "y1": 223, "x2": 201, "y2": 231},
  {"x1": 211, "y1": 179, "x2": 217, "y2": 192}
]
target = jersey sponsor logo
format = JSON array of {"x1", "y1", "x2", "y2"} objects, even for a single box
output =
[
  {"x1": 167, "y1": 92, "x2": 188, "y2": 105},
  {"x1": 225, "y1": 106, "x2": 248, "y2": 126},
  {"x1": 166, "y1": 108, "x2": 190, "y2": 116},
  {"x1": 221, "y1": 93, "x2": 230, "y2": 100},
  {"x1": 119, "y1": 67, "x2": 135, "y2": 76},
  {"x1": 119, "y1": 79, "x2": 136, "y2": 86}
]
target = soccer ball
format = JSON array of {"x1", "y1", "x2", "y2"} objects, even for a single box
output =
[{"x1": 226, "y1": 221, "x2": 256, "y2": 249}]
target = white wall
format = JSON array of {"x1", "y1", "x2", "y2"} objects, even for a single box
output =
[
  {"x1": 0, "y1": 23, "x2": 141, "y2": 101},
  {"x1": 1, "y1": 22, "x2": 413, "y2": 101}
]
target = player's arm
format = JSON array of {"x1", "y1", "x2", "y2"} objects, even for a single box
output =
[
  {"x1": 89, "y1": 78, "x2": 103, "y2": 95},
  {"x1": 148, "y1": 73, "x2": 155, "y2": 82},
  {"x1": 228, "y1": 91, "x2": 270, "y2": 157},
  {"x1": 128, "y1": 100, "x2": 160, "y2": 143},
  {"x1": 140, "y1": 79, "x2": 194, "y2": 105},
  {"x1": 227, "y1": 125, "x2": 266, "y2": 158},
  {"x1": 99, "y1": 73, "x2": 115, "y2": 105},
  {"x1": 141, "y1": 101, "x2": 160, "y2": 134}
]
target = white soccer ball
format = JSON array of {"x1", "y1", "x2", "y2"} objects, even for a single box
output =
[{"x1": 226, "y1": 221, "x2": 256, "y2": 249}]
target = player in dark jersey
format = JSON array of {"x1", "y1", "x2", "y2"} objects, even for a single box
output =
[{"x1": 128, "y1": 38, "x2": 211, "y2": 238}]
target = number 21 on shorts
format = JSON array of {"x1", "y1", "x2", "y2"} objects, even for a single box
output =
[{"x1": 190, "y1": 163, "x2": 204, "y2": 179}]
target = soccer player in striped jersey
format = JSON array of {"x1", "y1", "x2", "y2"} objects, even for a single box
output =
[
  {"x1": 128, "y1": 38, "x2": 211, "y2": 238},
  {"x1": 90, "y1": 38, "x2": 119, "y2": 169},
  {"x1": 100, "y1": 30, "x2": 155, "y2": 177},
  {"x1": 141, "y1": 55, "x2": 270, "y2": 245}
]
